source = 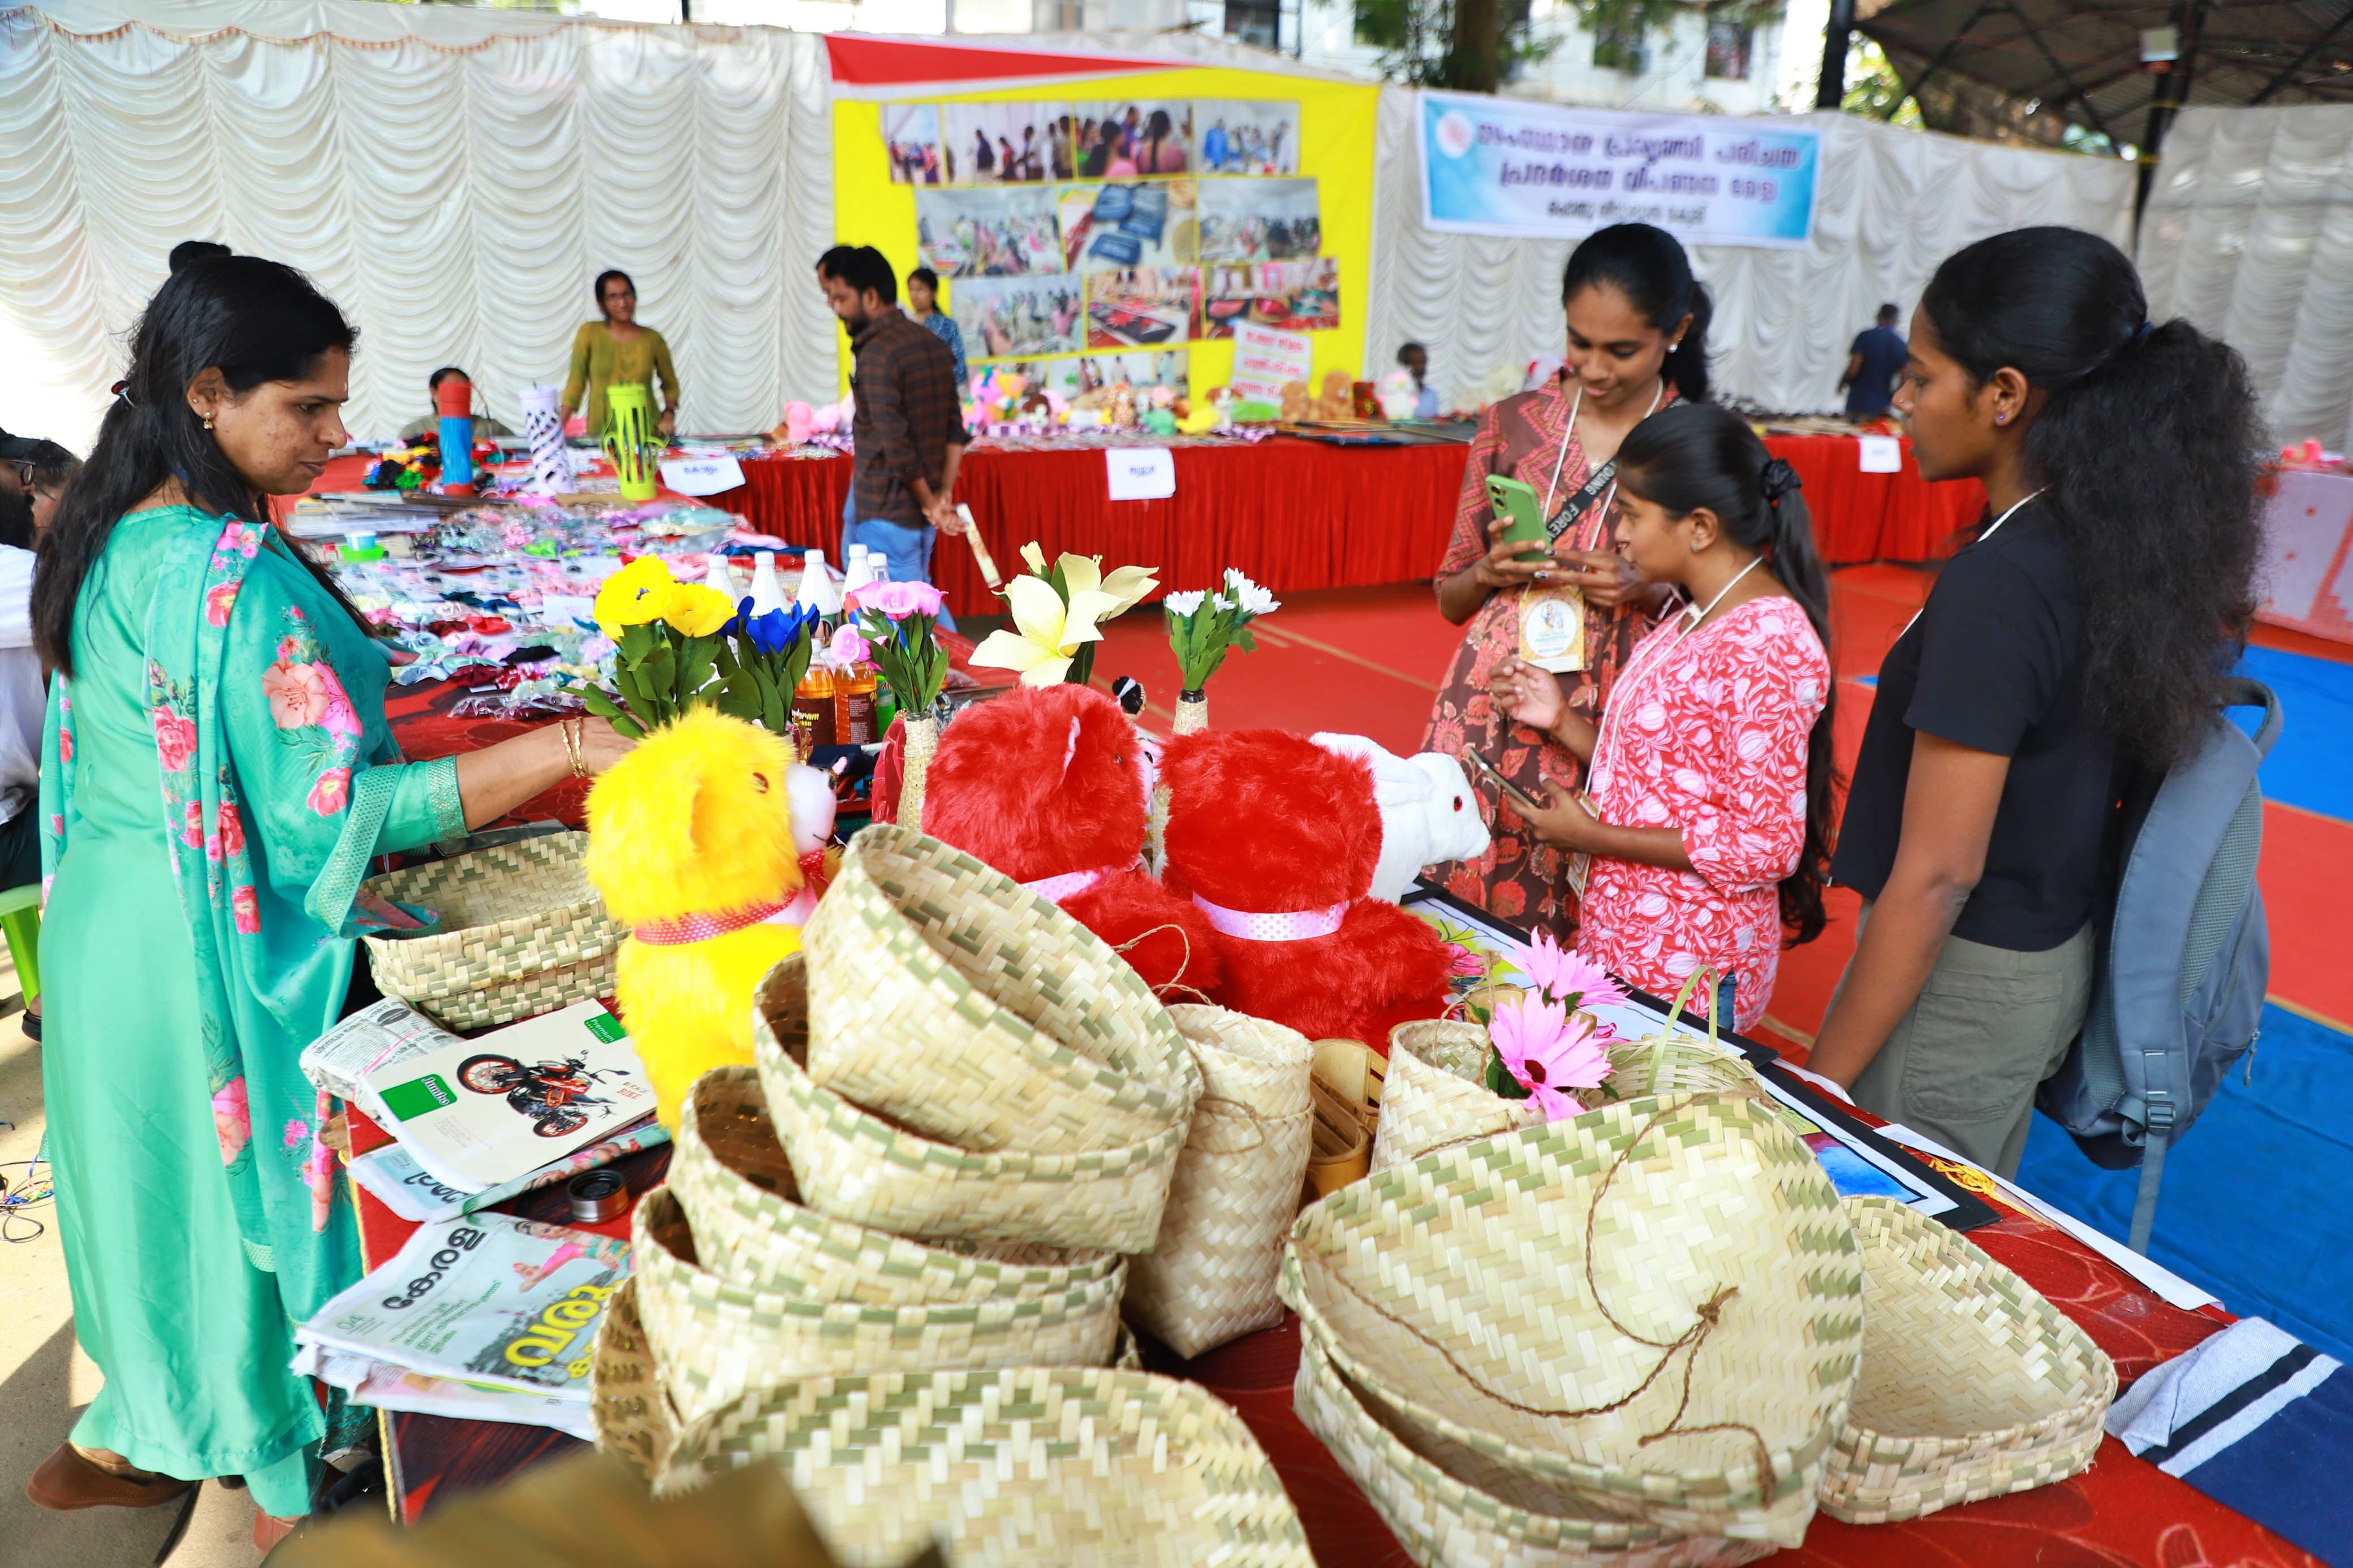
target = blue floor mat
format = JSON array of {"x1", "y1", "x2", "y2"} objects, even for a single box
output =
[
  {"x1": 2234, "y1": 645, "x2": 2353, "y2": 822},
  {"x1": 2018, "y1": 1003, "x2": 2353, "y2": 1367}
]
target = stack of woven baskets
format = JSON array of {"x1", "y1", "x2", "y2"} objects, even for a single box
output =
[
  {"x1": 1290, "y1": 1021, "x2": 2119, "y2": 1563},
  {"x1": 591, "y1": 826, "x2": 1316, "y2": 1565}
]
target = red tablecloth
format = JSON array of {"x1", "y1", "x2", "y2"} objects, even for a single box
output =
[
  {"x1": 719, "y1": 435, "x2": 1984, "y2": 622},
  {"x1": 1765, "y1": 433, "x2": 1988, "y2": 566},
  {"x1": 719, "y1": 440, "x2": 1466, "y2": 623}
]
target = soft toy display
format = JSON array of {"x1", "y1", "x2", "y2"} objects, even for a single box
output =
[
  {"x1": 585, "y1": 709, "x2": 828, "y2": 1126},
  {"x1": 1160, "y1": 728, "x2": 1455, "y2": 1049},
  {"x1": 922, "y1": 684, "x2": 1219, "y2": 1001},
  {"x1": 1376, "y1": 369, "x2": 1421, "y2": 422},
  {"x1": 1310, "y1": 733, "x2": 1490, "y2": 902}
]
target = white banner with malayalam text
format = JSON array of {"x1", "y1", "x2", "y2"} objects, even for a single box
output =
[{"x1": 1416, "y1": 91, "x2": 1820, "y2": 250}]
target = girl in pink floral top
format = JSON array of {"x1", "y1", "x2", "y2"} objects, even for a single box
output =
[{"x1": 1493, "y1": 403, "x2": 1837, "y2": 1033}]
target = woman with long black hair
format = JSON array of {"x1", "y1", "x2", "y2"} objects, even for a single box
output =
[
  {"x1": 1805, "y1": 226, "x2": 2263, "y2": 1176},
  {"x1": 24, "y1": 257, "x2": 630, "y2": 1530},
  {"x1": 1494, "y1": 402, "x2": 1835, "y2": 1033},
  {"x1": 1423, "y1": 222, "x2": 1711, "y2": 940}
]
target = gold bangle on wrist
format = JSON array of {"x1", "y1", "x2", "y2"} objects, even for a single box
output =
[{"x1": 562, "y1": 718, "x2": 588, "y2": 780}]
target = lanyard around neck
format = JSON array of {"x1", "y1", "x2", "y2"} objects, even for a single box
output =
[
  {"x1": 1897, "y1": 487, "x2": 2048, "y2": 638},
  {"x1": 1540, "y1": 378, "x2": 1664, "y2": 523}
]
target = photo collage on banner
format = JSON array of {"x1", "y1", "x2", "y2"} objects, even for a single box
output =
[{"x1": 886, "y1": 97, "x2": 1331, "y2": 390}]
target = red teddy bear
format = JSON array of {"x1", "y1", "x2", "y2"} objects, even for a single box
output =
[
  {"x1": 1160, "y1": 728, "x2": 1454, "y2": 1051},
  {"x1": 922, "y1": 684, "x2": 1220, "y2": 1001}
]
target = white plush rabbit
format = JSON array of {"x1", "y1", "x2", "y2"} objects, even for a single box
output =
[{"x1": 1311, "y1": 733, "x2": 1492, "y2": 902}]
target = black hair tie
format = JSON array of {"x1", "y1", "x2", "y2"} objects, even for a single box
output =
[{"x1": 1759, "y1": 457, "x2": 1801, "y2": 511}]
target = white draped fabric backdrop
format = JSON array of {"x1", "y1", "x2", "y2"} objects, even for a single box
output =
[
  {"x1": 0, "y1": 0, "x2": 838, "y2": 448},
  {"x1": 2138, "y1": 106, "x2": 2353, "y2": 452},
  {"x1": 2, "y1": 1, "x2": 2141, "y2": 451},
  {"x1": 1366, "y1": 100, "x2": 2138, "y2": 416}
]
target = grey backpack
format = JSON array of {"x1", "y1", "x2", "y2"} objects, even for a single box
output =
[{"x1": 2037, "y1": 676, "x2": 2279, "y2": 1254}]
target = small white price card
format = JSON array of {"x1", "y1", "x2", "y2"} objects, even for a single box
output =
[
  {"x1": 657, "y1": 455, "x2": 745, "y2": 496},
  {"x1": 1106, "y1": 447, "x2": 1177, "y2": 502},
  {"x1": 1856, "y1": 435, "x2": 1903, "y2": 474}
]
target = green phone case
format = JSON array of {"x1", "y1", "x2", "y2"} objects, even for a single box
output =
[{"x1": 1485, "y1": 476, "x2": 1552, "y2": 564}]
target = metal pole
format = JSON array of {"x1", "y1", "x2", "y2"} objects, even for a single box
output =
[
  {"x1": 2136, "y1": 0, "x2": 2209, "y2": 234},
  {"x1": 1816, "y1": 0, "x2": 1856, "y2": 109}
]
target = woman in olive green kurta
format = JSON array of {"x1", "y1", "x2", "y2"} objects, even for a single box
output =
[
  {"x1": 27, "y1": 258, "x2": 631, "y2": 1526},
  {"x1": 559, "y1": 269, "x2": 680, "y2": 438}
]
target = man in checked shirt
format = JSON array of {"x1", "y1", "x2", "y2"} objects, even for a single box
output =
[{"x1": 818, "y1": 245, "x2": 969, "y2": 630}]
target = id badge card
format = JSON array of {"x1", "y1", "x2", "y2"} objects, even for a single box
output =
[
  {"x1": 1518, "y1": 582, "x2": 1587, "y2": 674},
  {"x1": 1565, "y1": 792, "x2": 1600, "y2": 899}
]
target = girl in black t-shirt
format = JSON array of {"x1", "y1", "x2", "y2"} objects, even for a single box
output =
[{"x1": 1806, "y1": 226, "x2": 2263, "y2": 1177}]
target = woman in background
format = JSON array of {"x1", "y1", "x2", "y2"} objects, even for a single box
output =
[
  {"x1": 24, "y1": 257, "x2": 630, "y2": 1536},
  {"x1": 906, "y1": 267, "x2": 971, "y2": 401},
  {"x1": 1496, "y1": 403, "x2": 1835, "y2": 1034},
  {"x1": 1421, "y1": 222, "x2": 1710, "y2": 941},
  {"x1": 1805, "y1": 227, "x2": 2263, "y2": 1176},
  {"x1": 558, "y1": 269, "x2": 680, "y2": 440}
]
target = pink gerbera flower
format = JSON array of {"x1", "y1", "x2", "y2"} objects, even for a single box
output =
[
  {"x1": 1509, "y1": 929, "x2": 1629, "y2": 1013},
  {"x1": 1490, "y1": 992, "x2": 1612, "y2": 1120}
]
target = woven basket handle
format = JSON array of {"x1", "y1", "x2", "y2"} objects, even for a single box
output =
[{"x1": 1652, "y1": 966, "x2": 1722, "y2": 1083}]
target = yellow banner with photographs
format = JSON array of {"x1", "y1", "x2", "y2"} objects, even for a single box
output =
[{"x1": 830, "y1": 67, "x2": 1380, "y2": 406}]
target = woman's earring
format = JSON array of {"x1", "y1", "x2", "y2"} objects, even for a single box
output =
[{"x1": 202, "y1": 414, "x2": 214, "y2": 430}]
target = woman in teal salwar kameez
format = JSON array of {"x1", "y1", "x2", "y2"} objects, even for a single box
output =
[{"x1": 25, "y1": 258, "x2": 630, "y2": 1528}]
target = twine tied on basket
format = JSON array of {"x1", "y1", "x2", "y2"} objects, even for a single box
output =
[
  {"x1": 1310, "y1": 1103, "x2": 1778, "y2": 1498},
  {"x1": 1111, "y1": 921, "x2": 1218, "y2": 1007}
]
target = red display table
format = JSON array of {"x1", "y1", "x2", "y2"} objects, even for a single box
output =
[{"x1": 717, "y1": 434, "x2": 1986, "y2": 623}]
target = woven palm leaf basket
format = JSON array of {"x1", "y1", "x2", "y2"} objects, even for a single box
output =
[
  {"x1": 633, "y1": 1186, "x2": 1125, "y2": 1429},
  {"x1": 670, "y1": 1067, "x2": 1124, "y2": 1308},
  {"x1": 591, "y1": 1277, "x2": 1146, "y2": 1486},
  {"x1": 799, "y1": 826, "x2": 1200, "y2": 1155},
  {"x1": 1282, "y1": 1094, "x2": 1863, "y2": 1548},
  {"x1": 1124, "y1": 1005, "x2": 1317, "y2": 1359},
  {"x1": 1818, "y1": 1195, "x2": 2117, "y2": 1524},
  {"x1": 360, "y1": 831, "x2": 622, "y2": 1030},
  {"x1": 653, "y1": 1366, "x2": 1315, "y2": 1567},
  {"x1": 753, "y1": 956, "x2": 1192, "y2": 1253},
  {"x1": 1294, "y1": 1331, "x2": 1777, "y2": 1568},
  {"x1": 1368, "y1": 1021, "x2": 1545, "y2": 1176},
  {"x1": 1602, "y1": 971, "x2": 1766, "y2": 1105}
]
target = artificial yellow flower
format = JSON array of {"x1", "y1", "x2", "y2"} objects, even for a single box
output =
[
  {"x1": 593, "y1": 556, "x2": 680, "y2": 638},
  {"x1": 663, "y1": 582, "x2": 736, "y2": 638},
  {"x1": 1058, "y1": 554, "x2": 1160, "y2": 619},
  {"x1": 970, "y1": 574, "x2": 1121, "y2": 686}
]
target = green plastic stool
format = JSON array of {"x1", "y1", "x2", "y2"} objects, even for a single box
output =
[{"x1": 0, "y1": 884, "x2": 40, "y2": 1005}]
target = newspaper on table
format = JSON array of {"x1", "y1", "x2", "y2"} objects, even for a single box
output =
[
  {"x1": 291, "y1": 1342, "x2": 596, "y2": 1439},
  {"x1": 299, "y1": 998, "x2": 460, "y2": 1126},
  {"x1": 303, "y1": 999, "x2": 656, "y2": 1194},
  {"x1": 294, "y1": 1210, "x2": 630, "y2": 1405},
  {"x1": 347, "y1": 1117, "x2": 670, "y2": 1224}
]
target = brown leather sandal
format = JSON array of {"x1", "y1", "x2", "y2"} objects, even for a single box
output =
[{"x1": 24, "y1": 1444, "x2": 193, "y2": 1510}]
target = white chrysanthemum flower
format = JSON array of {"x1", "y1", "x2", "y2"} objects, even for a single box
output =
[
  {"x1": 1163, "y1": 589, "x2": 1207, "y2": 616},
  {"x1": 1223, "y1": 573, "x2": 1279, "y2": 617}
]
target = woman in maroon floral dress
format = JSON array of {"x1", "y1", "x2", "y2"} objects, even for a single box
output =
[{"x1": 1423, "y1": 224, "x2": 1712, "y2": 936}]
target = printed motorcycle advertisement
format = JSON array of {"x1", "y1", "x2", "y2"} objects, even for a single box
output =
[{"x1": 361, "y1": 1001, "x2": 656, "y2": 1193}]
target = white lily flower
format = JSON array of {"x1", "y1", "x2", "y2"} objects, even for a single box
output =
[
  {"x1": 1057, "y1": 554, "x2": 1161, "y2": 620},
  {"x1": 971, "y1": 574, "x2": 1121, "y2": 687},
  {"x1": 1019, "y1": 541, "x2": 1048, "y2": 575}
]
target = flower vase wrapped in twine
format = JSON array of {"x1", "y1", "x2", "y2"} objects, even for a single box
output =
[
  {"x1": 1147, "y1": 687, "x2": 1208, "y2": 867},
  {"x1": 898, "y1": 711, "x2": 939, "y2": 832}
]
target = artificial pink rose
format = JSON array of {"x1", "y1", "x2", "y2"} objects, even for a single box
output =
[
  {"x1": 231, "y1": 883, "x2": 260, "y2": 934},
  {"x1": 307, "y1": 767, "x2": 350, "y2": 817},
  {"x1": 212, "y1": 1076, "x2": 251, "y2": 1164},
  {"x1": 152, "y1": 707, "x2": 197, "y2": 772},
  {"x1": 216, "y1": 799, "x2": 245, "y2": 858},
  {"x1": 827, "y1": 624, "x2": 870, "y2": 666},
  {"x1": 859, "y1": 580, "x2": 946, "y2": 620},
  {"x1": 263, "y1": 659, "x2": 330, "y2": 729},
  {"x1": 205, "y1": 580, "x2": 240, "y2": 628},
  {"x1": 314, "y1": 660, "x2": 362, "y2": 738}
]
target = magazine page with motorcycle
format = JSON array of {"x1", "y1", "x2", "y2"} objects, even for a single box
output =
[{"x1": 318, "y1": 1000, "x2": 657, "y2": 1194}]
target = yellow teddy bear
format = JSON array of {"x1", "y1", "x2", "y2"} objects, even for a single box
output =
[{"x1": 585, "y1": 709, "x2": 835, "y2": 1128}]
